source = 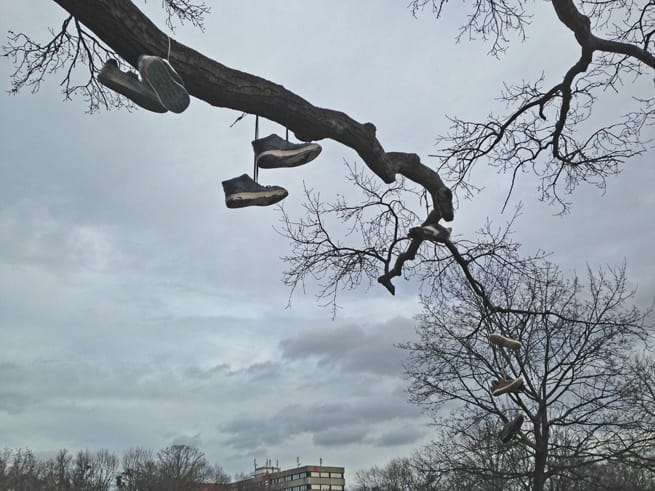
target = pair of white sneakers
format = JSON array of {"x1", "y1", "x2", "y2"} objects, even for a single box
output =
[{"x1": 98, "y1": 55, "x2": 190, "y2": 113}]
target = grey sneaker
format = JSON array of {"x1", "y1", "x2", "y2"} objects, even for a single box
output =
[
  {"x1": 222, "y1": 174, "x2": 288, "y2": 208},
  {"x1": 253, "y1": 134, "x2": 322, "y2": 169},
  {"x1": 489, "y1": 333, "x2": 522, "y2": 350},
  {"x1": 137, "y1": 55, "x2": 190, "y2": 113},
  {"x1": 408, "y1": 223, "x2": 452, "y2": 243},
  {"x1": 490, "y1": 377, "x2": 524, "y2": 396},
  {"x1": 97, "y1": 59, "x2": 167, "y2": 113},
  {"x1": 499, "y1": 414, "x2": 524, "y2": 443}
]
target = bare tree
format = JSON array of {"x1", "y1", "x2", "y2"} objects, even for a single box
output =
[
  {"x1": 353, "y1": 456, "x2": 439, "y2": 491},
  {"x1": 209, "y1": 464, "x2": 230, "y2": 485},
  {"x1": 156, "y1": 444, "x2": 211, "y2": 491},
  {"x1": 0, "y1": 448, "x2": 43, "y2": 491},
  {"x1": 401, "y1": 245, "x2": 654, "y2": 490},
  {"x1": 411, "y1": 421, "x2": 532, "y2": 491},
  {"x1": 117, "y1": 447, "x2": 159, "y2": 491},
  {"x1": 409, "y1": 0, "x2": 655, "y2": 213},
  {"x1": 68, "y1": 449, "x2": 118, "y2": 491}
]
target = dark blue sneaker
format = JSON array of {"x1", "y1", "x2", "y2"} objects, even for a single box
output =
[
  {"x1": 98, "y1": 59, "x2": 167, "y2": 113},
  {"x1": 499, "y1": 414, "x2": 524, "y2": 443},
  {"x1": 137, "y1": 55, "x2": 190, "y2": 113},
  {"x1": 222, "y1": 174, "x2": 288, "y2": 208},
  {"x1": 253, "y1": 134, "x2": 322, "y2": 169}
]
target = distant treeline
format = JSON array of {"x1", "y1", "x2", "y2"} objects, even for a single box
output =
[{"x1": 0, "y1": 444, "x2": 231, "y2": 491}]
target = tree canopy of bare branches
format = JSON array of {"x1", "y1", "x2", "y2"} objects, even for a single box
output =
[{"x1": 403, "y1": 251, "x2": 654, "y2": 489}]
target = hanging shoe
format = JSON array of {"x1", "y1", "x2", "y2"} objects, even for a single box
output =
[
  {"x1": 97, "y1": 59, "x2": 168, "y2": 113},
  {"x1": 499, "y1": 414, "x2": 524, "y2": 443},
  {"x1": 253, "y1": 134, "x2": 322, "y2": 169},
  {"x1": 222, "y1": 174, "x2": 288, "y2": 208},
  {"x1": 490, "y1": 377, "x2": 524, "y2": 397},
  {"x1": 137, "y1": 55, "x2": 190, "y2": 113},
  {"x1": 489, "y1": 333, "x2": 522, "y2": 350},
  {"x1": 408, "y1": 223, "x2": 452, "y2": 243}
]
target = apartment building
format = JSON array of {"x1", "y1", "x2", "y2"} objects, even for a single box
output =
[{"x1": 227, "y1": 462, "x2": 345, "y2": 491}]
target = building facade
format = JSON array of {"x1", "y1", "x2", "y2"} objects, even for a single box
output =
[{"x1": 227, "y1": 464, "x2": 345, "y2": 491}]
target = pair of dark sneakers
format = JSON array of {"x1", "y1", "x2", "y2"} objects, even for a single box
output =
[
  {"x1": 98, "y1": 57, "x2": 320, "y2": 208},
  {"x1": 222, "y1": 134, "x2": 322, "y2": 209}
]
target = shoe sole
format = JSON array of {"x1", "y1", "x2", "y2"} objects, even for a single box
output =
[
  {"x1": 98, "y1": 69, "x2": 168, "y2": 113},
  {"x1": 225, "y1": 189, "x2": 288, "y2": 208},
  {"x1": 256, "y1": 145, "x2": 322, "y2": 168},
  {"x1": 140, "y1": 58, "x2": 190, "y2": 113},
  {"x1": 489, "y1": 333, "x2": 522, "y2": 350},
  {"x1": 492, "y1": 378, "x2": 524, "y2": 396}
]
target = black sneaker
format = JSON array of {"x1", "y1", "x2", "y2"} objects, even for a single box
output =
[
  {"x1": 253, "y1": 134, "x2": 322, "y2": 169},
  {"x1": 137, "y1": 55, "x2": 190, "y2": 113},
  {"x1": 499, "y1": 414, "x2": 524, "y2": 443},
  {"x1": 490, "y1": 377, "x2": 524, "y2": 396},
  {"x1": 222, "y1": 174, "x2": 288, "y2": 208},
  {"x1": 97, "y1": 59, "x2": 168, "y2": 113},
  {"x1": 408, "y1": 224, "x2": 452, "y2": 242}
]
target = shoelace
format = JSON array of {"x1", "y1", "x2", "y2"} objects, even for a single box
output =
[{"x1": 253, "y1": 115, "x2": 260, "y2": 183}]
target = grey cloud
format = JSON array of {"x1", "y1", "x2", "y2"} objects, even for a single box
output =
[
  {"x1": 238, "y1": 361, "x2": 282, "y2": 381},
  {"x1": 0, "y1": 357, "x2": 247, "y2": 412},
  {"x1": 0, "y1": 391, "x2": 38, "y2": 415},
  {"x1": 313, "y1": 426, "x2": 368, "y2": 447},
  {"x1": 374, "y1": 425, "x2": 425, "y2": 447},
  {"x1": 280, "y1": 317, "x2": 417, "y2": 376},
  {"x1": 184, "y1": 363, "x2": 230, "y2": 380},
  {"x1": 170, "y1": 432, "x2": 203, "y2": 448},
  {"x1": 220, "y1": 395, "x2": 423, "y2": 452}
]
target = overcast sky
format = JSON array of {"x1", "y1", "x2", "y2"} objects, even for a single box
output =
[{"x1": 1, "y1": 0, "x2": 653, "y2": 482}]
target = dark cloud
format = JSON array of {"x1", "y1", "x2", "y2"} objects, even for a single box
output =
[
  {"x1": 0, "y1": 391, "x2": 37, "y2": 415},
  {"x1": 374, "y1": 425, "x2": 425, "y2": 447},
  {"x1": 279, "y1": 317, "x2": 416, "y2": 376},
  {"x1": 220, "y1": 395, "x2": 423, "y2": 452},
  {"x1": 184, "y1": 363, "x2": 230, "y2": 380},
  {"x1": 313, "y1": 427, "x2": 368, "y2": 447},
  {"x1": 170, "y1": 433, "x2": 203, "y2": 448}
]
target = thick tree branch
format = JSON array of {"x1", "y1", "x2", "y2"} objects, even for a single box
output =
[
  {"x1": 41, "y1": 0, "x2": 454, "y2": 295},
  {"x1": 553, "y1": 0, "x2": 655, "y2": 69},
  {"x1": 51, "y1": 0, "x2": 456, "y2": 219}
]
